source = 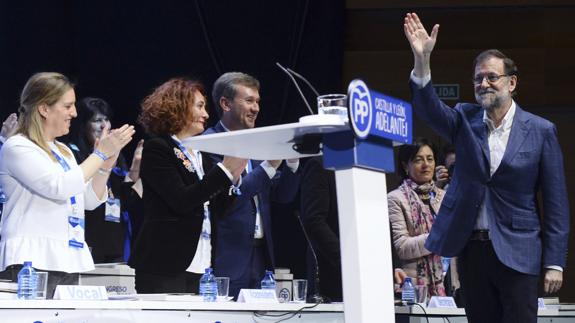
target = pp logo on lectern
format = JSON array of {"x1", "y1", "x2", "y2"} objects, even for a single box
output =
[{"x1": 348, "y1": 79, "x2": 372, "y2": 139}]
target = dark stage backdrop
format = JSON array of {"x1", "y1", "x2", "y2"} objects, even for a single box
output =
[{"x1": 0, "y1": 0, "x2": 345, "y2": 281}]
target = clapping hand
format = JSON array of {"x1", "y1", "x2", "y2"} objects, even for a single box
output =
[
  {"x1": 1, "y1": 113, "x2": 18, "y2": 139},
  {"x1": 435, "y1": 165, "x2": 449, "y2": 189},
  {"x1": 222, "y1": 156, "x2": 248, "y2": 184},
  {"x1": 95, "y1": 124, "x2": 135, "y2": 169},
  {"x1": 128, "y1": 139, "x2": 144, "y2": 181}
]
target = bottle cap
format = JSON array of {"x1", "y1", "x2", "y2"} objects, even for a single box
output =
[
  {"x1": 23, "y1": 261, "x2": 32, "y2": 266},
  {"x1": 205, "y1": 268, "x2": 212, "y2": 273}
]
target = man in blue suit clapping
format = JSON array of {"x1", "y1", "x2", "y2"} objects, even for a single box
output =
[
  {"x1": 403, "y1": 13, "x2": 569, "y2": 323},
  {"x1": 204, "y1": 72, "x2": 300, "y2": 298}
]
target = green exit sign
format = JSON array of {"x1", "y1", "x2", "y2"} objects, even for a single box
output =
[{"x1": 433, "y1": 84, "x2": 459, "y2": 100}]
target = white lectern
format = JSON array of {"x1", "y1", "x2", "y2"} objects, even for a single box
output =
[{"x1": 185, "y1": 114, "x2": 397, "y2": 323}]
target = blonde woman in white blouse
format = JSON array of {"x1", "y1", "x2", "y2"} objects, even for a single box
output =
[{"x1": 0, "y1": 72, "x2": 135, "y2": 298}]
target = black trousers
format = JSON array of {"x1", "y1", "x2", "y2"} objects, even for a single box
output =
[
  {"x1": 134, "y1": 270, "x2": 201, "y2": 294},
  {"x1": 458, "y1": 240, "x2": 538, "y2": 323}
]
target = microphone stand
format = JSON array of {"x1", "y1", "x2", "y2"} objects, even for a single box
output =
[
  {"x1": 275, "y1": 62, "x2": 316, "y2": 115},
  {"x1": 295, "y1": 213, "x2": 328, "y2": 304}
]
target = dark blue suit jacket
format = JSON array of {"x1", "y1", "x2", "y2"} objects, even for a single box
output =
[
  {"x1": 412, "y1": 81, "x2": 569, "y2": 275},
  {"x1": 203, "y1": 122, "x2": 300, "y2": 280}
]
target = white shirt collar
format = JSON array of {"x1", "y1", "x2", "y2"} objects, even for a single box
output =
[{"x1": 483, "y1": 100, "x2": 516, "y2": 132}]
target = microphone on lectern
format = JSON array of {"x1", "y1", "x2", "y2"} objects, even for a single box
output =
[
  {"x1": 295, "y1": 212, "x2": 329, "y2": 304},
  {"x1": 275, "y1": 62, "x2": 316, "y2": 115},
  {"x1": 286, "y1": 67, "x2": 320, "y2": 98}
]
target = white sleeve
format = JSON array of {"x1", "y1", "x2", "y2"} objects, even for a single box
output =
[
  {"x1": 3, "y1": 140, "x2": 85, "y2": 201},
  {"x1": 259, "y1": 161, "x2": 278, "y2": 179},
  {"x1": 286, "y1": 159, "x2": 299, "y2": 173},
  {"x1": 410, "y1": 69, "x2": 431, "y2": 88},
  {"x1": 216, "y1": 162, "x2": 234, "y2": 182},
  {"x1": 84, "y1": 179, "x2": 108, "y2": 211}
]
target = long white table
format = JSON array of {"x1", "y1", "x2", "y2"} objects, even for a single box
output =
[
  {"x1": 0, "y1": 300, "x2": 345, "y2": 322},
  {"x1": 394, "y1": 305, "x2": 573, "y2": 323},
  {"x1": 1, "y1": 300, "x2": 574, "y2": 322}
]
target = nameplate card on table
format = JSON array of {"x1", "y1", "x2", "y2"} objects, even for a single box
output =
[
  {"x1": 237, "y1": 289, "x2": 279, "y2": 304},
  {"x1": 54, "y1": 285, "x2": 108, "y2": 300},
  {"x1": 427, "y1": 296, "x2": 457, "y2": 308}
]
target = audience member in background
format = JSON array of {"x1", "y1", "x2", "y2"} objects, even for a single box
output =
[
  {"x1": 204, "y1": 72, "x2": 300, "y2": 298},
  {"x1": 433, "y1": 144, "x2": 463, "y2": 303},
  {"x1": 435, "y1": 144, "x2": 455, "y2": 190},
  {"x1": 63, "y1": 97, "x2": 143, "y2": 263},
  {"x1": 0, "y1": 113, "x2": 18, "y2": 146},
  {"x1": 388, "y1": 138, "x2": 446, "y2": 298},
  {"x1": 0, "y1": 113, "x2": 19, "y2": 225},
  {"x1": 0, "y1": 72, "x2": 134, "y2": 298},
  {"x1": 300, "y1": 156, "x2": 342, "y2": 302},
  {"x1": 129, "y1": 77, "x2": 246, "y2": 293}
]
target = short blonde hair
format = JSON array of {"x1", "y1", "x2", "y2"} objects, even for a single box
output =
[{"x1": 18, "y1": 72, "x2": 74, "y2": 160}]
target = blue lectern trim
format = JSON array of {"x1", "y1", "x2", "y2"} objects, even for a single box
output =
[{"x1": 322, "y1": 131, "x2": 395, "y2": 172}]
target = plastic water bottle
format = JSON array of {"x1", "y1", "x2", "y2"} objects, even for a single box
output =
[
  {"x1": 199, "y1": 268, "x2": 217, "y2": 302},
  {"x1": 401, "y1": 277, "x2": 416, "y2": 305},
  {"x1": 17, "y1": 261, "x2": 37, "y2": 300},
  {"x1": 261, "y1": 270, "x2": 276, "y2": 290}
]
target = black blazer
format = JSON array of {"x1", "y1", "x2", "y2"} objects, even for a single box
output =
[{"x1": 128, "y1": 135, "x2": 234, "y2": 274}]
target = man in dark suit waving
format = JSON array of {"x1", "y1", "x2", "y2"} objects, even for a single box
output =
[
  {"x1": 204, "y1": 72, "x2": 300, "y2": 298},
  {"x1": 403, "y1": 13, "x2": 569, "y2": 323}
]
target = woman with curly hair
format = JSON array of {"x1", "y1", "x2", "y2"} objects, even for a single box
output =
[{"x1": 128, "y1": 77, "x2": 246, "y2": 293}]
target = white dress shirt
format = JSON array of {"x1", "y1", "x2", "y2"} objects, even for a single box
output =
[
  {"x1": 0, "y1": 135, "x2": 106, "y2": 273},
  {"x1": 475, "y1": 102, "x2": 516, "y2": 229}
]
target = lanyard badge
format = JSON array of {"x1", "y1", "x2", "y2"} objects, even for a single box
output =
[
  {"x1": 52, "y1": 149, "x2": 84, "y2": 249},
  {"x1": 105, "y1": 197, "x2": 121, "y2": 223}
]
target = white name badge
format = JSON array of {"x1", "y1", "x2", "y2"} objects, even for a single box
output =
[
  {"x1": 68, "y1": 216, "x2": 85, "y2": 248},
  {"x1": 427, "y1": 296, "x2": 457, "y2": 308},
  {"x1": 53, "y1": 285, "x2": 108, "y2": 300},
  {"x1": 104, "y1": 198, "x2": 121, "y2": 223},
  {"x1": 237, "y1": 289, "x2": 279, "y2": 304}
]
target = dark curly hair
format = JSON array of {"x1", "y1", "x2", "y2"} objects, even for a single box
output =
[{"x1": 138, "y1": 78, "x2": 206, "y2": 135}]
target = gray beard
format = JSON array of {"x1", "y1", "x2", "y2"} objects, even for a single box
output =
[{"x1": 475, "y1": 92, "x2": 502, "y2": 112}]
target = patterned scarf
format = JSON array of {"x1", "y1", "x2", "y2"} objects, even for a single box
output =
[{"x1": 399, "y1": 178, "x2": 446, "y2": 297}]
